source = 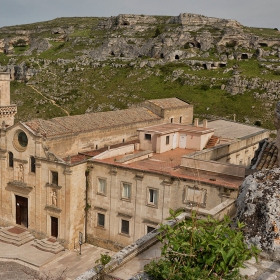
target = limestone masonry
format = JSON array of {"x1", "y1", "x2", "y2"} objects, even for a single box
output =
[{"x1": 0, "y1": 72, "x2": 269, "y2": 250}]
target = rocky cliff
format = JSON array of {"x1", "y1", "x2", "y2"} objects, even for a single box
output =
[{"x1": 0, "y1": 13, "x2": 279, "y2": 126}]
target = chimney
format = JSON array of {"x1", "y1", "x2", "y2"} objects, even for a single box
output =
[
  {"x1": 194, "y1": 118, "x2": 199, "y2": 127},
  {"x1": 203, "y1": 119, "x2": 208, "y2": 128}
]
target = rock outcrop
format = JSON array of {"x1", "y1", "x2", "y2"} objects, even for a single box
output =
[{"x1": 236, "y1": 168, "x2": 280, "y2": 260}]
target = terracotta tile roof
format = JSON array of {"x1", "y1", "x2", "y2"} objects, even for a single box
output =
[
  {"x1": 94, "y1": 148, "x2": 242, "y2": 189},
  {"x1": 251, "y1": 140, "x2": 278, "y2": 170},
  {"x1": 138, "y1": 123, "x2": 214, "y2": 134},
  {"x1": 23, "y1": 108, "x2": 160, "y2": 138},
  {"x1": 64, "y1": 140, "x2": 139, "y2": 164},
  {"x1": 146, "y1": 98, "x2": 189, "y2": 109}
]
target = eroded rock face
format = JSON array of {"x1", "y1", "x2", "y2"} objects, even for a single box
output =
[
  {"x1": 236, "y1": 168, "x2": 280, "y2": 259},
  {"x1": 274, "y1": 101, "x2": 280, "y2": 165}
]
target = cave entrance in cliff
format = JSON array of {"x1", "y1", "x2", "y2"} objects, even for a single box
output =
[
  {"x1": 175, "y1": 55, "x2": 180, "y2": 60},
  {"x1": 123, "y1": 21, "x2": 130, "y2": 26},
  {"x1": 219, "y1": 63, "x2": 227, "y2": 68},
  {"x1": 160, "y1": 53, "x2": 164, "y2": 59},
  {"x1": 196, "y1": 42, "x2": 201, "y2": 49},
  {"x1": 203, "y1": 64, "x2": 207, "y2": 69},
  {"x1": 111, "y1": 51, "x2": 115, "y2": 56},
  {"x1": 241, "y1": 54, "x2": 248, "y2": 59},
  {"x1": 187, "y1": 42, "x2": 195, "y2": 48},
  {"x1": 259, "y1": 43, "x2": 268, "y2": 47}
]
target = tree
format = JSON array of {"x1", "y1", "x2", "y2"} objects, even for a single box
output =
[{"x1": 144, "y1": 211, "x2": 260, "y2": 280}]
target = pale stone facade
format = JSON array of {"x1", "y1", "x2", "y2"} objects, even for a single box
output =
[{"x1": 0, "y1": 73, "x2": 269, "y2": 250}]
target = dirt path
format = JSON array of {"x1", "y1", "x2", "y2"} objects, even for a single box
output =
[{"x1": 27, "y1": 85, "x2": 70, "y2": 116}]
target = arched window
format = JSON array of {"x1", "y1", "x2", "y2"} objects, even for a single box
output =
[
  {"x1": 30, "y1": 156, "x2": 36, "y2": 173},
  {"x1": 8, "y1": 152, "x2": 13, "y2": 168}
]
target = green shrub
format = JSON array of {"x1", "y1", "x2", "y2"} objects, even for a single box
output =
[{"x1": 145, "y1": 212, "x2": 260, "y2": 280}]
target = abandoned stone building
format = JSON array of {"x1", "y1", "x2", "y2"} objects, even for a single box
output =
[{"x1": 0, "y1": 72, "x2": 270, "y2": 250}]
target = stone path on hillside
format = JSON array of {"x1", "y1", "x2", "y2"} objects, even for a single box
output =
[{"x1": 27, "y1": 84, "x2": 70, "y2": 116}]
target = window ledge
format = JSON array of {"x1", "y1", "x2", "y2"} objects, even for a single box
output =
[
  {"x1": 146, "y1": 203, "x2": 158, "y2": 208},
  {"x1": 95, "y1": 226, "x2": 106, "y2": 230},
  {"x1": 97, "y1": 192, "x2": 106, "y2": 197},
  {"x1": 45, "y1": 183, "x2": 62, "y2": 189},
  {"x1": 119, "y1": 232, "x2": 130, "y2": 238},
  {"x1": 121, "y1": 197, "x2": 131, "y2": 202}
]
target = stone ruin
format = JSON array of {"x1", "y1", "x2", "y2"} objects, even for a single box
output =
[{"x1": 235, "y1": 100, "x2": 280, "y2": 259}]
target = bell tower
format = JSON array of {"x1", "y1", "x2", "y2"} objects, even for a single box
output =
[{"x1": 0, "y1": 72, "x2": 17, "y2": 126}]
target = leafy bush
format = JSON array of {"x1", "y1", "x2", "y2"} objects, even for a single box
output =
[{"x1": 144, "y1": 212, "x2": 260, "y2": 280}]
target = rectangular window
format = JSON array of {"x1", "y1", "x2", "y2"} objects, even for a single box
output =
[
  {"x1": 30, "y1": 156, "x2": 36, "y2": 173},
  {"x1": 122, "y1": 183, "x2": 131, "y2": 199},
  {"x1": 166, "y1": 135, "x2": 170, "y2": 145},
  {"x1": 121, "y1": 219, "x2": 129, "y2": 235},
  {"x1": 97, "y1": 213, "x2": 105, "y2": 227},
  {"x1": 144, "y1": 133, "x2": 151, "y2": 141},
  {"x1": 148, "y1": 188, "x2": 158, "y2": 205},
  {"x1": 170, "y1": 118, "x2": 174, "y2": 123},
  {"x1": 98, "y1": 178, "x2": 106, "y2": 194},
  {"x1": 147, "y1": 226, "x2": 156, "y2": 233},
  {"x1": 179, "y1": 116, "x2": 182, "y2": 123},
  {"x1": 8, "y1": 152, "x2": 13, "y2": 168},
  {"x1": 51, "y1": 171, "x2": 58, "y2": 185}
]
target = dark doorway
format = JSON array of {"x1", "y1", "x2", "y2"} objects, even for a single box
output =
[
  {"x1": 241, "y1": 53, "x2": 248, "y2": 59},
  {"x1": 175, "y1": 55, "x2": 179, "y2": 60},
  {"x1": 51, "y1": 216, "x2": 58, "y2": 238},
  {"x1": 16, "y1": 195, "x2": 28, "y2": 227}
]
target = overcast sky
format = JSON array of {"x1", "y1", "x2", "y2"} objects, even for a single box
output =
[{"x1": 1, "y1": 0, "x2": 279, "y2": 29}]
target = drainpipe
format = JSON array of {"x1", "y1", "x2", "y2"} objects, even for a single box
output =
[{"x1": 85, "y1": 169, "x2": 90, "y2": 243}]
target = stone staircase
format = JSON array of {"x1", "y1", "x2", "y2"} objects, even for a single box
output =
[
  {"x1": 32, "y1": 238, "x2": 64, "y2": 254},
  {"x1": 0, "y1": 226, "x2": 35, "y2": 246},
  {"x1": 205, "y1": 135, "x2": 219, "y2": 149}
]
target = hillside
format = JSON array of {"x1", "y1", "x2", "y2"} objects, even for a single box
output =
[{"x1": 0, "y1": 13, "x2": 280, "y2": 129}]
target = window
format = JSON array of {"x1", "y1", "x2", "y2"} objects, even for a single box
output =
[
  {"x1": 97, "y1": 213, "x2": 105, "y2": 227},
  {"x1": 184, "y1": 186, "x2": 207, "y2": 208},
  {"x1": 98, "y1": 178, "x2": 106, "y2": 194},
  {"x1": 148, "y1": 188, "x2": 158, "y2": 205},
  {"x1": 30, "y1": 156, "x2": 35, "y2": 173},
  {"x1": 8, "y1": 152, "x2": 13, "y2": 168},
  {"x1": 170, "y1": 118, "x2": 174, "y2": 123},
  {"x1": 144, "y1": 134, "x2": 151, "y2": 141},
  {"x1": 166, "y1": 135, "x2": 170, "y2": 145},
  {"x1": 122, "y1": 183, "x2": 131, "y2": 199},
  {"x1": 18, "y1": 131, "x2": 28, "y2": 147},
  {"x1": 51, "y1": 171, "x2": 58, "y2": 185},
  {"x1": 179, "y1": 116, "x2": 182, "y2": 123},
  {"x1": 121, "y1": 219, "x2": 129, "y2": 235},
  {"x1": 147, "y1": 226, "x2": 156, "y2": 234}
]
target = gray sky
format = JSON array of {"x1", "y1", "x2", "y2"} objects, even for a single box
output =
[{"x1": 1, "y1": 0, "x2": 279, "y2": 29}]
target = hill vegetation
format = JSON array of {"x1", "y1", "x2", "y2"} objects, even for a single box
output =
[{"x1": 0, "y1": 13, "x2": 279, "y2": 129}]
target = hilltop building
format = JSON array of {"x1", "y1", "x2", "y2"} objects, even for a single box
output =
[{"x1": 0, "y1": 72, "x2": 269, "y2": 250}]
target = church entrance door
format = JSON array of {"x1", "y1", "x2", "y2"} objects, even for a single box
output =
[
  {"x1": 51, "y1": 217, "x2": 58, "y2": 238},
  {"x1": 15, "y1": 195, "x2": 28, "y2": 227}
]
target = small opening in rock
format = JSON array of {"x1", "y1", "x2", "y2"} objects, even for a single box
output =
[
  {"x1": 259, "y1": 43, "x2": 268, "y2": 47},
  {"x1": 111, "y1": 51, "x2": 115, "y2": 56},
  {"x1": 219, "y1": 63, "x2": 226, "y2": 68},
  {"x1": 175, "y1": 55, "x2": 179, "y2": 60},
  {"x1": 160, "y1": 53, "x2": 164, "y2": 59},
  {"x1": 241, "y1": 53, "x2": 248, "y2": 59}
]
